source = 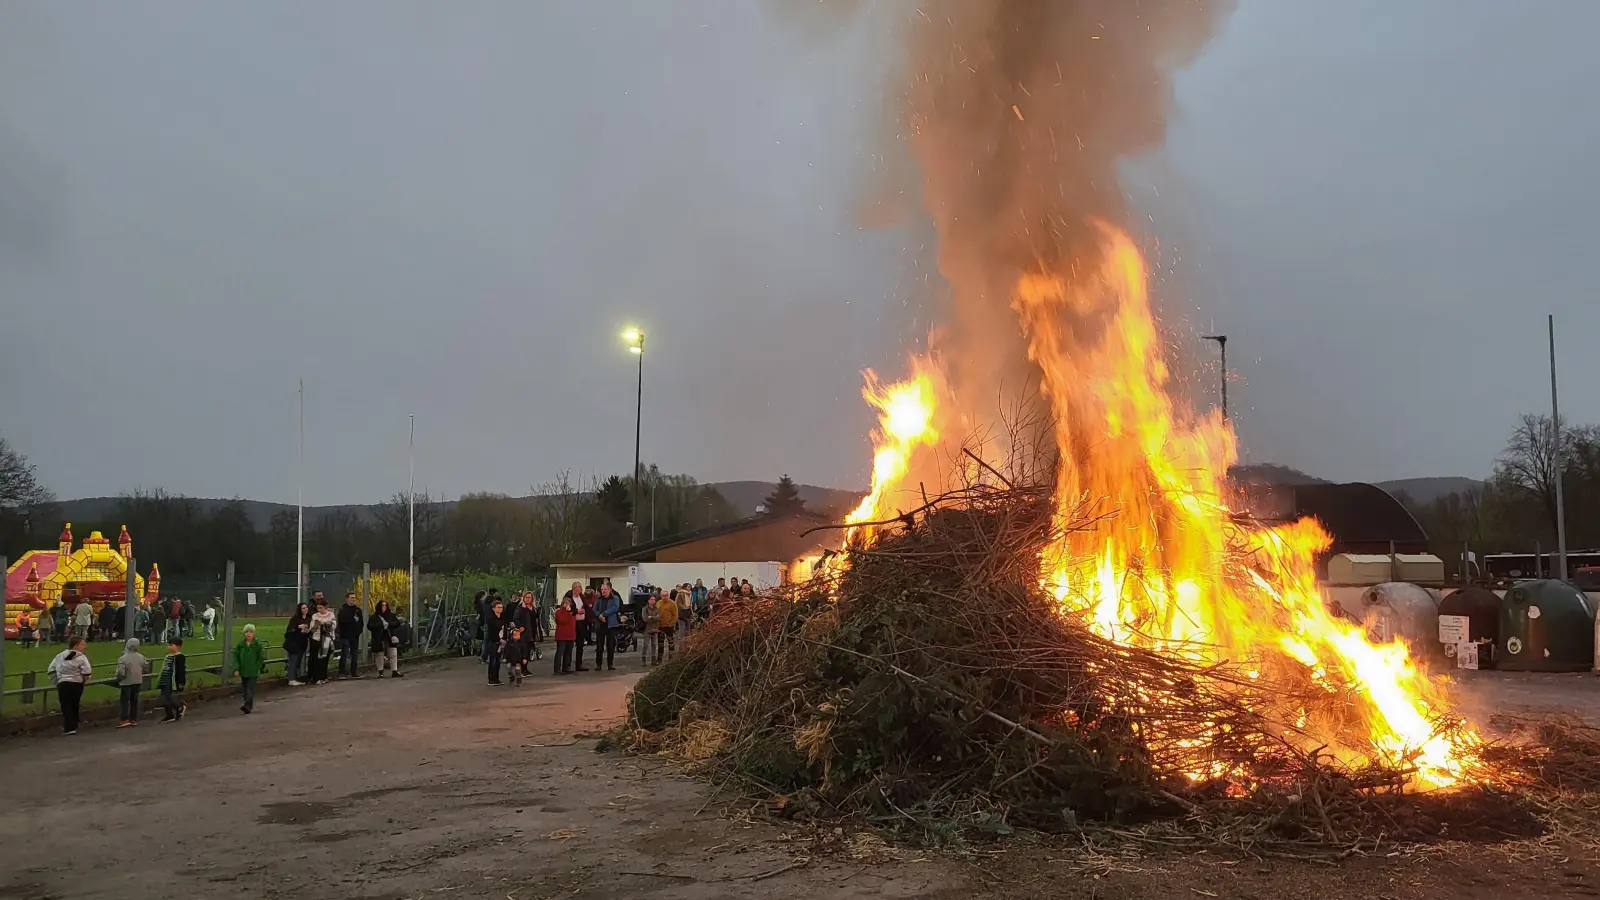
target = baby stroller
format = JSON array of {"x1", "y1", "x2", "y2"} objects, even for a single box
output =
[{"x1": 613, "y1": 612, "x2": 638, "y2": 654}]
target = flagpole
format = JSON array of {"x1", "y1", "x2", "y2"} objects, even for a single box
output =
[
  {"x1": 296, "y1": 379, "x2": 305, "y2": 609},
  {"x1": 408, "y1": 414, "x2": 416, "y2": 625}
]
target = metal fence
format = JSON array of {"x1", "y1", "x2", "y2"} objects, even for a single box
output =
[{"x1": 0, "y1": 558, "x2": 556, "y2": 723}]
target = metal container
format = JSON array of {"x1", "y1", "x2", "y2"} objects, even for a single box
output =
[
  {"x1": 1498, "y1": 580, "x2": 1596, "y2": 672},
  {"x1": 1358, "y1": 582, "x2": 1443, "y2": 665},
  {"x1": 1437, "y1": 585, "x2": 1501, "y2": 669}
]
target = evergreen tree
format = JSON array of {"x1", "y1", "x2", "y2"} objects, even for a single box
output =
[
  {"x1": 763, "y1": 474, "x2": 805, "y2": 514},
  {"x1": 595, "y1": 475, "x2": 634, "y2": 525}
]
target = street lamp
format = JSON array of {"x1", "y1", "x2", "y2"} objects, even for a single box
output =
[
  {"x1": 1201, "y1": 334, "x2": 1228, "y2": 422},
  {"x1": 622, "y1": 327, "x2": 645, "y2": 545}
]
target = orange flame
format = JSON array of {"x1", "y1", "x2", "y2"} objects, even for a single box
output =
[
  {"x1": 842, "y1": 361, "x2": 943, "y2": 545},
  {"x1": 832, "y1": 220, "x2": 1471, "y2": 787}
]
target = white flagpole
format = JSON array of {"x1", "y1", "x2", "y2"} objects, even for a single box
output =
[
  {"x1": 408, "y1": 414, "x2": 416, "y2": 626},
  {"x1": 297, "y1": 379, "x2": 305, "y2": 609}
]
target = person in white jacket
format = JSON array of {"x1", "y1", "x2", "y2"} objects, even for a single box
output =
[{"x1": 49, "y1": 638, "x2": 94, "y2": 735}]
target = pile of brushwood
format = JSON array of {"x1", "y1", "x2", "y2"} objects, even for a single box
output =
[{"x1": 620, "y1": 483, "x2": 1598, "y2": 850}]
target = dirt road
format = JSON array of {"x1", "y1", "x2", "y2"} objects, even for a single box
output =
[{"x1": 0, "y1": 661, "x2": 1595, "y2": 900}]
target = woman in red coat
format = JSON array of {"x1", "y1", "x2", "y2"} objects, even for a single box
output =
[{"x1": 552, "y1": 597, "x2": 578, "y2": 676}]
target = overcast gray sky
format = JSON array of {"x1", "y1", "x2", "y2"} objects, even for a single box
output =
[{"x1": 2, "y1": 1, "x2": 1596, "y2": 504}]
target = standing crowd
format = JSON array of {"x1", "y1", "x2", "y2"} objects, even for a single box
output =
[
  {"x1": 474, "y1": 576, "x2": 758, "y2": 685},
  {"x1": 282, "y1": 590, "x2": 406, "y2": 686},
  {"x1": 41, "y1": 588, "x2": 409, "y2": 735},
  {"x1": 34, "y1": 578, "x2": 764, "y2": 733},
  {"x1": 14, "y1": 593, "x2": 214, "y2": 648}
]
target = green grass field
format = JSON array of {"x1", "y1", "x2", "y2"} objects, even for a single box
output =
[{"x1": 2, "y1": 617, "x2": 293, "y2": 716}]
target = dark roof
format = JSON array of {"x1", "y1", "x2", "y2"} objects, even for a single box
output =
[
  {"x1": 610, "y1": 508, "x2": 833, "y2": 562},
  {"x1": 1289, "y1": 483, "x2": 1428, "y2": 545}
]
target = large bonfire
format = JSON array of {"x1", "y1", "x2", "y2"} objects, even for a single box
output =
[{"x1": 621, "y1": 0, "x2": 1598, "y2": 847}]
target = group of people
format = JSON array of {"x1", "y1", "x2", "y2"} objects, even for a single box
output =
[
  {"x1": 40, "y1": 589, "x2": 406, "y2": 735},
  {"x1": 13, "y1": 595, "x2": 215, "y2": 648},
  {"x1": 47, "y1": 624, "x2": 268, "y2": 735},
  {"x1": 472, "y1": 575, "x2": 761, "y2": 685},
  {"x1": 475, "y1": 588, "x2": 549, "y2": 685},
  {"x1": 282, "y1": 590, "x2": 406, "y2": 686}
]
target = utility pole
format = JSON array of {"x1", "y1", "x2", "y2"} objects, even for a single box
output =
[
  {"x1": 1202, "y1": 334, "x2": 1229, "y2": 421},
  {"x1": 1549, "y1": 314, "x2": 1569, "y2": 581}
]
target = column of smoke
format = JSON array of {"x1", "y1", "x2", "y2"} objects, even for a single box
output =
[{"x1": 904, "y1": 0, "x2": 1233, "y2": 477}]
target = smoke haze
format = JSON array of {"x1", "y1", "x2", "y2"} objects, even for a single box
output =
[{"x1": 901, "y1": 0, "x2": 1233, "y2": 443}]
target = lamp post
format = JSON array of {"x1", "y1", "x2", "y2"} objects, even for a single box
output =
[
  {"x1": 1201, "y1": 334, "x2": 1228, "y2": 422},
  {"x1": 622, "y1": 328, "x2": 645, "y2": 545}
]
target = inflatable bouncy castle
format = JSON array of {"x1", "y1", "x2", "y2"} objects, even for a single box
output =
[{"x1": 4, "y1": 523, "x2": 161, "y2": 639}]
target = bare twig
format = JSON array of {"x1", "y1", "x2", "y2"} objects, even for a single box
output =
[{"x1": 750, "y1": 858, "x2": 811, "y2": 882}]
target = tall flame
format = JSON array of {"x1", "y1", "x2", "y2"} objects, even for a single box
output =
[{"x1": 834, "y1": 222, "x2": 1469, "y2": 787}]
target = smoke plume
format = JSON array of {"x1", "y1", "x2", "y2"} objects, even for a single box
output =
[{"x1": 900, "y1": 0, "x2": 1232, "y2": 447}]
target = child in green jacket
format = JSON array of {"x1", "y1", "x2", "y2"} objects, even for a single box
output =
[{"x1": 232, "y1": 624, "x2": 266, "y2": 715}]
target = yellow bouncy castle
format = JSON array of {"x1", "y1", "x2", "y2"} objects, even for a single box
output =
[{"x1": 4, "y1": 523, "x2": 161, "y2": 638}]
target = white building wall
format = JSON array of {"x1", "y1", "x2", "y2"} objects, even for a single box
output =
[
  {"x1": 553, "y1": 564, "x2": 632, "y2": 596},
  {"x1": 636, "y1": 561, "x2": 782, "y2": 591}
]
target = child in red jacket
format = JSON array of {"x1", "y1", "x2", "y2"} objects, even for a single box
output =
[{"x1": 553, "y1": 597, "x2": 577, "y2": 676}]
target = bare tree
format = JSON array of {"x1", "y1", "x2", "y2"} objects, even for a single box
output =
[
  {"x1": 1494, "y1": 413, "x2": 1565, "y2": 532},
  {"x1": 372, "y1": 490, "x2": 443, "y2": 570},
  {"x1": 0, "y1": 436, "x2": 53, "y2": 510},
  {"x1": 528, "y1": 471, "x2": 595, "y2": 564}
]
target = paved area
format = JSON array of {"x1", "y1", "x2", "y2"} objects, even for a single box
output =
[{"x1": 0, "y1": 659, "x2": 1597, "y2": 900}]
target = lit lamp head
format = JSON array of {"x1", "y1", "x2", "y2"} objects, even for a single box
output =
[{"x1": 621, "y1": 327, "x2": 644, "y2": 354}]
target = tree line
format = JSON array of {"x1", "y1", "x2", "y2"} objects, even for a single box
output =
[
  {"x1": 0, "y1": 439, "x2": 814, "y2": 578},
  {"x1": 1397, "y1": 414, "x2": 1600, "y2": 571}
]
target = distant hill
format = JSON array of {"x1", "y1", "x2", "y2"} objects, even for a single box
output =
[
  {"x1": 1227, "y1": 464, "x2": 1330, "y2": 486},
  {"x1": 49, "y1": 473, "x2": 1485, "y2": 530},
  {"x1": 1375, "y1": 477, "x2": 1484, "y2": 505},
  {"x1": 705, "y1": 480, "x2": 863, "y2": 517},
  {"x1": 51, "y1": 480, "x2": 867, "y2": 531}
]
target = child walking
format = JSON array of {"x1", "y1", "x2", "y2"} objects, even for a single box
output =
[
  {"x1": 232, "y1": 624, "x2": 265, "y2": 714},
  {"x1": 115, "y1": 638, "x2": 147, "y2": 727},
  {"x1": 158, "y1": 638, "x2": 188, "y2": 722},
  {"x1": 553, "y1": 597, "x2": 577, "y2": 675}
]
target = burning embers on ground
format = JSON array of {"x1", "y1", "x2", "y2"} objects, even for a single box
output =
[{"x1": 618, "y1": 0, "x2": 1600, "y2": 850}]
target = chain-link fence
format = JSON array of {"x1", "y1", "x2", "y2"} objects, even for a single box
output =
[{"x1": 0, "y1": 560, "x2": 551, "y2": 725}]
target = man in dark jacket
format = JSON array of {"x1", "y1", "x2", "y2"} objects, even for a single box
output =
[
  {"x1": 336, "y1": 592, "x2": 366, "y2": 679},
  {"x1": 98, "y1": 601, "x2": 118, "y2": 641},
  {"x1": 591, "y1": 582, "x2": 622, "y2": 671},
  {"x1": 51, "y1": 600, "x2": 70, "y2": 643},
  {"x1": 148, "y1": 601, "x2": 166, "y2": 644},
  {"x1": 478, "y1": 589, "x2": 502, "y2": 663}
]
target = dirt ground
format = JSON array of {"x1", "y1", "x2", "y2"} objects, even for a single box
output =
[{"x1": 1, "y1": 660, "x2": 1598, "y2": 900}]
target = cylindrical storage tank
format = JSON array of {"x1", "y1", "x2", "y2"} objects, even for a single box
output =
[
  {"x1": 1498, "y1": 580, "x2": 1596, "y2": 672},
  {"x1": 1359, "y1": 582, "x2": 1443, "y2": 665},
  {"x1": 1437, "y1": 585, "x2": 1501, "y2": 669}
]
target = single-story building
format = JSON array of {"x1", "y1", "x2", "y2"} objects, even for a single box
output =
[
  {"x1": 554, "y1": 509, "x2": 840, "y2": 602},
  {"x1": 1234, "y1": 481, "x2": 1430, "y2": 577}
]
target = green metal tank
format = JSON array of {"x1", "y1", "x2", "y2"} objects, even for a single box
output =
[{"x1": 1498, "y1": 580, "x2": 1596, "y2": 672}]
